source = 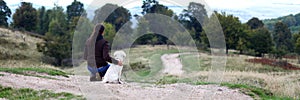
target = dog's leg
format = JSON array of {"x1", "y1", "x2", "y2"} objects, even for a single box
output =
[{"x1": 118, "y1": 67, "x2": 124, "y2": 84}]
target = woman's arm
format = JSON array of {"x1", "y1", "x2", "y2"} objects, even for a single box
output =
[{"x1": 102, "y1": 41, "x2": 118, "y2": 64}]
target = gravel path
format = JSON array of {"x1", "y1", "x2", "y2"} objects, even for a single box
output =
[
  {"x1": 0, "y1": 52, "x2": 254, "y2": 100},
  {"x1": 0, "y1": 71, "x2": 253, "y2": 100},
  {"x1": 161, "y1": 54, "x2": 184, "y2": 76}
]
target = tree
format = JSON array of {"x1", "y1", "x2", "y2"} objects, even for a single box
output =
[
  {"x1": 178, "y1": 2, "x2": 208, "y2": 47},
  {"x1": 248, "y1": 28, "x2": 273, "y2": 56},
  {"x1": 0, "y1": 0, "x2": 11, "y2": 27},
  {"x1": 67, "y1": 0, "x2": 85, "y2": 22},
  {"x1": 36, "y1": 6, "x2": 47, "y2": 34},
  {"x1": 141, "y1": 0, "x2": 175, "y2": 45},
  {"x1": 141, "y1": 0, "x2": 174, "y2": 17},
  {"x1": 295, "y1": 13, "x2": 300, "y2": 26},
  {"x1": 66, "y1": 0, "x2": 86, "y2": 33},
  {"x1": 273, "y1": 22, "x2": 293, "y2": 52},
  {"x1": 37, "y1": 19, "x2": 71, "y2": 66},
  {"x1": 216, "y1": 12, "x2": 246, "y2": 54},
  {"x1": 103, "y1": 22, "x2": 116, "y2": 43},
  {"x1": 246, "y1": 17, "x2": 264, "y2": 29},
  {"x1": 294, "y1": 32, "x2": 300, "y2": 63},
  {"x1": 93, "y1": 4, "x2": 131, "y2": 31},
  {"x1": 283, "y1": 14, "x2": 296, "y2": 27},
  {"x1": 272, "y1": 22, "x2": 293, "y2": 59},
  {"x1": 13, "y1": 2, "x2": 37, "y2": 31},
  {"x1": 37, "y1": 6, "x2": 71, "y2": 66}
]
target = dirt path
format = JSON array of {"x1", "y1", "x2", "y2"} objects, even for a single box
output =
[
  {"x1": 0, "y1": 72, "x2": 254, "y2": 99},
  {"x1": 161, "y1": 54, "x2": 184, "y2": 76}
]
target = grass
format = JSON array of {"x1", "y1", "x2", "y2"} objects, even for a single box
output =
[
  {"x1": 0, "y1": 28, "x2": 47, "y2": 68},
  {"x1": 179, "y1": 52, "x2": 300, "y2": 98},
  {"x1": 121, "y1": 45, "x2": 300, "y2": 98},
  {"x1": 0, "y1": 67, "x2": 69, "y2": 79},
  {"x1": 154, "y1": 75, "x2": 294, "y2": 100},
  {"x1": 220, "y1": 83, "x2": 293, "y2": 100},
  {"x1": 123, "y1": 45, "x2": 180, "y2": 82},
  {"x1": 0, "y1": 85, "x2": 84, "y2": 100}
]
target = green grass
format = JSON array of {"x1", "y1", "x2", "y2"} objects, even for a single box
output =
[
  {"x1": 180, "y1": 54, "x2": 211, "y2": 72},
  {"x1": 124, "y1": 48, "x2": 180, "y2": 82},
  {"x1": 154, "y1": 75, "x2": 294, "y2": 100},
  {"x1": 155, "y1": 75, "x2": 180, "y2": 85},
  {"x1": 0, "y1": 85, "x2": 84, "y2": 100},
  {"x1": 220, "y1": 83, "x2": 293, "y2": 100},
  {"x1": 155, "y1": 75, "x2": 193, "y2": 85},
  {"x1": 0, "y1": 67, "x2": 69, "y2": 79},
  {"x1": 181, "y1": 53, "x2": 290, "y2": 73}
]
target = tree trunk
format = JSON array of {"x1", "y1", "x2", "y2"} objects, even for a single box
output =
[{"x1": 226, "y1": 48, "x2": 229, "y2": 54}]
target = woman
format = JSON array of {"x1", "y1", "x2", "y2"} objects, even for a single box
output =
[{"x1": 84, "y1": 23, "x2": 122, "y2": 81}]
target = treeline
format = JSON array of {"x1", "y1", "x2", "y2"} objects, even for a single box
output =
[
  {"x1": 1, "y1": 0, "x2": 299, "y2": 66},
  {"x1": 264, "y1": 13, "x2": 300, "y2": 34}
]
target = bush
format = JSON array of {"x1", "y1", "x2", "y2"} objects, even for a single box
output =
[{"x1": 128, "y1": 62, "x2": 150, "y2": 71}]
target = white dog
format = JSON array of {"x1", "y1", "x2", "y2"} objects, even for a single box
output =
[{"x1": 101, "y1": 50, "x2": 126, "y2": 84}]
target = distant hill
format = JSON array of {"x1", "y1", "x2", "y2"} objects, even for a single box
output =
[{"x1": 263, "y1": 13, "x2": 300, "y2": 34}]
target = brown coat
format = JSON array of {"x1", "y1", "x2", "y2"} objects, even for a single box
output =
[{"x1": 84, "y1": 38, "x2": 118, "y2": 68}]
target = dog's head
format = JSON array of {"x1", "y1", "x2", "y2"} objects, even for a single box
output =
[{"x1": 113, "y1": 50, "x2": 126, "y2": 62}]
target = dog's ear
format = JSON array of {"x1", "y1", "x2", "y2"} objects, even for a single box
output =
[
  {"x1": 113, "y1": 51, "x2": 118, "y2": 57},
  {"x1": 122, "y1": 51, "x2": 126, "y2": 57}
]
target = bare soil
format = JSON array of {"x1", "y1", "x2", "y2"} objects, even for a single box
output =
[
  {"x1": 0, "y1": 72, "x2": 253, "y2": 100},
  {"x1": 0, "y1": 53, "x2": 253, "y2": 99}
]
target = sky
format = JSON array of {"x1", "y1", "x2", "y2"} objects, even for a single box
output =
[{"x1": 6, "y1": 0, "x2": 300, "y2": 23}]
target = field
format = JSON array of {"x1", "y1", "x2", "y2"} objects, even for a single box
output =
[
  {"x1": 1, "y1": 27, "x2": 299, "y2": 99},
  {"x1": 120, "y1": 45, "x2": 299, "y2": 99}
]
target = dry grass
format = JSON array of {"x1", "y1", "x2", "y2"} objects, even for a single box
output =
[
  {"x1": 0, "y1": 28, "x2": 56, "y2": 69},
  {"x1": 181, "y1": 52, "x2": 300, "y2": 98},
  {"x1": 95, "y1": 45, "x2": 300, "y2": 98},
  {"x1": 4, "y1": 27, "x2": 295, "y2": 99},
  {"x1": 192, "y1": 71, "x2": 300, "y2": 98}
]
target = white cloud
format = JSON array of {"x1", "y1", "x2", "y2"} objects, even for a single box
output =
[{"x1": 5, "y1": 0, "x2": 300, "y2": 23}]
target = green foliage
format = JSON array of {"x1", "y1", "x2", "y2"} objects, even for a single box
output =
[
  {"x1": 66, "y1": 0, "x2": 86, "y2": 22},
  {"x1": 12, "y1": 2, "x2": 37, "y2": 31},
  {"x1": 155, "y1": 75, "x2": 179, "y2": 85},
  {"x1": 72, "y1": 17, "x2": 93, "y2": 60},
  {"x1": 273, "y1": 22, "x2": 293, "y2": 57},
  {"x1": 248, "y1": 28, "x2": 273, "y2": 56},
  {"x1": 127, "y1": 62, "x2": 151, "y2": 77},
  {"x1": 0, "y1": 0, "x2": 11, "y2": 27},
  {"x1": 246, "y1": 17, "x2": 264, "y2": 29},
  {"x1": 142, "y1": 0, "x2": 174, "y2": 17},
  {"x1": 178, "y1": 2, "x2": 207, "y2": 31},
  {"x1": 294, "y1": 32, "x2": 300, "y2": 55},
  {"x1": 37, "y1": 6, "x2": 71, "y2": 66},
  {"x1": 216, "y1": 12, "x2": 247, "y2": 53},
  {"x1": 103, "y1": 22, "x2": 116, "y2": 43},
  {"x1": 263, "y1": 13, "x2": 300, "y2": 34},
  {"x1": 0, "y1": 67, "x2": 69, "y2": 78},
  {"x1": 140, "y1": 0, "x2": 175, "y2": 45},
  {"x1": 178, "y1": 2, "x2": 207, "y2": 47},
  {"x1": 93, "y1": 4, "x2": 131, "y2": 31},
  {"x1": 0, "y1": 85, "x2": 84, "y2": 100},
  {"x1": 36, "y1": 6, "x2": 47, "y2": 34}
]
